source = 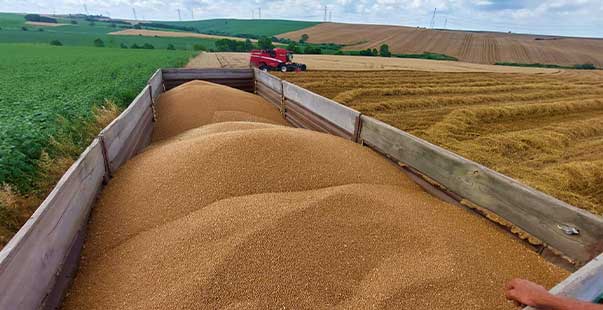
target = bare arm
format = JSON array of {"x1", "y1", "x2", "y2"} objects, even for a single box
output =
[{"x1": 505, "y1": 278, "x2": 603, "y2": 310}]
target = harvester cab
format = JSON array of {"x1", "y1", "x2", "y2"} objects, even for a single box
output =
[{"x1": 250, "y1": 48, "x2": 307, "y2": 72}]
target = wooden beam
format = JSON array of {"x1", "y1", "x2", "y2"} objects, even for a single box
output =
[
  {"x1": 0, "y1": 139, "x2": 105, "y2": 309},
  {"x1": 100, "y1": 86, "x2": 152, "y2": 172},
  {"x1": 254, "y1": 69, "x2": 283, "y2": 93},
  {"x1": 161, "y1": 68, "x2": 253, "y2": 81},
  {"x1": 359, "y1": 115, "x2": 603, "y2": 264},
  {"x1": 282, "y1": 81, "x2": 359, "y2": 136},
  {"x1": 147, "y1": 69, "x2": 163, "y2": 100}
]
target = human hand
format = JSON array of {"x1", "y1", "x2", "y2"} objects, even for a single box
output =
[{"x1": 505, "y1": 278, "x2": 553, "y2": 308}]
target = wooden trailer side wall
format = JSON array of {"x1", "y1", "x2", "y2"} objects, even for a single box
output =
[
  {"x1": 162, "y1": 68, "x2": 254, "y2": 92},
  {"x1": 0, "y1": 140, "x2": 105, "y2": 310},
  {"x1": 0, "y1": 71, "x2": 164, "y2": 310}
]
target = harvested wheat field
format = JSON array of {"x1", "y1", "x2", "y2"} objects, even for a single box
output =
[
  {"x1": 109, "y1": 29, "x2": 256, "y2": 42},
  {"x1": 187, "y1": 52, "x2": 559, "y2": 73},
  {"x1": 276, "y1": 70, "x2": 603, "y2": 217},
  {"x1": 279, "y1": 23, "x2": 603, "y2": 67},
  {"x1": 63, "y1": 81, "x2": 568, "y2": 310}
]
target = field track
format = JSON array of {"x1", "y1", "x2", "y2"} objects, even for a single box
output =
[
  {"x1": 275, "y1": 70, "x2": 603, "y2": 217},
  {"x1": 279, "y1": 23, "x2": 603, "y2": 67},
  {"x1": 109, "y1": 29, "x2": 256, "y2": 42},
  {"x1": 187, "y1": 52, "x2": 560, "y2": 73}
]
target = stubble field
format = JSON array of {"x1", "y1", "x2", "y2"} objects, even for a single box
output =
[{"x1": 276, "y1": 70, "x2": 603, "y2": 216}]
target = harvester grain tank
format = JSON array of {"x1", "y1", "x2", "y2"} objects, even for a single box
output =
[{"x1": 250, "y1": 48, "x2": 307, "y2": 72}]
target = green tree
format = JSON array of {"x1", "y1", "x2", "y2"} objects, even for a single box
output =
[
  {"x1": 142, "y1": 43, "x2": 154, "y2": 49},
  {"x1": 130, "y1": 43, "x2": 141, "y2": 49},
  {"x1": 120, "y1": 43, "x2": 128, "y2": 49},
  {"x1": 49, "y1": 40, "x2": 62, "y2": 46},
  {"x1": 167, "y1": 44, "x2": 176, "y2": 50},
  {"x1": 300, "y1": 34, "x2": 309, "y2": 43},
  {"x1": 243, "y1": 39, "x2": 254, "y2": 51},
  {"x1": 372, "y1": 48, "x2": 379, "y2": 56},
  {"x1": 287, "y1": 42, "x2": 300, "y2": 53},
  {"x1": 379, "y1": 44, "x2": 391, "y2": 57},
  {"x1": 93, "y1": 38, "x2": 105, "y2": 47},
  {"x1": 258, "y1": 36, "x2": 274, "y2": 50}
]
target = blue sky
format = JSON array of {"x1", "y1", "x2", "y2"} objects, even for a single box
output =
[{"x1": 1, "y1": 0, "x2": 602, "y2": 38}]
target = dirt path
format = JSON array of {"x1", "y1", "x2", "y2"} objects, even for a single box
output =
[{"x1": 187, "y1": 52, "x2": 560, "y2": 73}]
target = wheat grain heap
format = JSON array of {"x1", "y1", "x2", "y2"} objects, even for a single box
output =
[{"x1": 63, "y1": 81, "x2": 568, "y2": 310}]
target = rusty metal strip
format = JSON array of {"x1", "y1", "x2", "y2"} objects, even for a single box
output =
[
  {"x1": 98, "y1": 135, "x2": 112, "y2": 182},
  {"x1": 148, "y1": 84, "x2": 157, "y2": 122},
  {"x1": 353, "y1": 114, "x2": 363, "y2": 143}
]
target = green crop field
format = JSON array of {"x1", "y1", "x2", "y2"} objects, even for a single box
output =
[
  {"x1": 0, "y1": 43, "x2": 193, "y2": 243},
  {"x1": 162, "y1": 19, "x2": 320, "y2": 37},
  {"x1": 0, "y1": 44, "x2": 192, "y2": 190},
  {"x1": 0, "y1": 13, "x2": 218, "y2": 50}
]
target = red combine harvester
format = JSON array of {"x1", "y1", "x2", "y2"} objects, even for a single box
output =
[{"x1": 250, "y1": 48, "x2": 307, "y2": 72}]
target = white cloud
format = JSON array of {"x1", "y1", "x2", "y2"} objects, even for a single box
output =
[{"x1": 0, "y1": 0, "x2": 600, "y2": 37}]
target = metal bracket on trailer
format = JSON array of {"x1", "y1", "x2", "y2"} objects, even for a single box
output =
[
  {"x1": 98, "y1": 135, "x2": 112, "y2": 183},
  {"x1": 148, "y1": 84, "x2": 158, "y2": 122}
]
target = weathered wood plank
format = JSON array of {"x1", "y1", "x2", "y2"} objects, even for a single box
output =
[
  {"x1": 0, "y1": 139, "x2": 105, "y2": 310},
  {"x1": 256, "y1": 82, "x2": 282, "y2": 110},
  {"x1": 163, "y1": 79, "x2": 254, "y2": 92},
  {"x1": 285, "y1": 99, "x2": 354, "y2": 139},
  {"x1": 359, "y1": 115, "x2": 603, "y2": 264},
  {"x1": 162, "y1": 68, "x2": 253, "y2": 80},
  {"x1": 254, "y1": 69, "x2": 283, "y2": 93},
  {"x1": 282, "y1": 81, "x2": 359, "y2": 135},
  {"x1": 100, "y1": 85, "x2": 152, "y2": 172},
  {"x1": 147, "y1": 69, "x2": 163, "y2": 100}
]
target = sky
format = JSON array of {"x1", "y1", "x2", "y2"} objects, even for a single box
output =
[{"x1": 1, "y1": 0, "x2": 602, "y2": 38}]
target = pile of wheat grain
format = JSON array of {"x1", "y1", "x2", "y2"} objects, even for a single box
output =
[{"x1": 63, "y1": 81, "x2": 568, "y2": 310}]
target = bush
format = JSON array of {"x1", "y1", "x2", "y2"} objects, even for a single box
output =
[
  {"x1": 71, "y1": 20, "x2": 78, "y2": 24},
  {"x1": 359, "y1": 48, "x2": 376, "y2": 56},
  {"x1": 574, "y1": 64, "x2": 596, "y2": 70},
  {"x1": 142, "y1": 43, "x2": 155, "y2": 49},
  {"x1": 89, "y1": 22, "x2": 95, "y2": 26},
  {"x1": 21, "y1": 26, "x2": 28, "y2": 31},
  {"x1": 134, "y1": 24, "x2": 142, "y2": 29},
  {"x1": 192, "y1": 43, "x2": 207, "y2": 51},
  {"x1": 38, "y1": 28, "x2": 44, "y2": 32},
  {"x1": 167, "y1": 44, "x2": 176, "y2": 50},
  {"x1": 49, "y1": 40, "x2": 62, "y2": 46},
  {"x1": 335, "y1": 50, "x2": 344, "y2": 55},
  {"x1": 93, "y1": 38, "x2": 105, "y2": 47},
  {"x1": 287, "y1": 42, "x2": 300, "y2": 53},
  {"x1": 303, "y1": 45, "x2": 321, "y2": 54},
  {"x1": 120, "y1": 43, "x2": 128, "y2": 49},
  {"x1": 372, "y1": 48, "x2": 379, "y2": 56},
  {"x1": 130, "y1": 43, "x2": 141, "y2": 49}
]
